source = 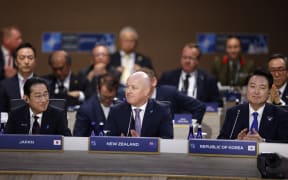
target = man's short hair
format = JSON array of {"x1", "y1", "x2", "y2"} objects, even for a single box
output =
[
  {"x1": 184, "y1": 43, "x2": 202, "y2": 59},
  {"x1": 247, "y1": 69, "x2": 274, "y2": 89},
  {"x1": 0, "y1": 25, "x2": 20, "y2": 42},
  {"x1": 48, "y1": 50, "x2": 72, "y2": 66},
  {"x1": 119, "y1": 26, "x2": 139, "y2": 40},
  {"x1": 137, "y1": 67, "x2": 156, "y2": 79},
  {"x1": 24, "y1": 77, "x2": 49, "y2": 96},
  {"x1": 267, "y1": 53, "x2": 288, "y2": 70},
  {"x1": 98, "y1": 73, "x2": 119, "y2": 92},
  {"x1": 14, "y1": 42, "x2": 37, "y2": 59}
]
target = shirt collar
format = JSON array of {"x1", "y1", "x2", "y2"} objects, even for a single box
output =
[
  {"x1": 279, "y1": 82, "x2": 287, "y2": 95},
  {"x1": 181, "y1": 70, "x2": 197, "y2": 79},
  {"x1": 120, "y1": 50, "x2": 135, "y2": 58},
  {"x1": 249, "y1": 103, "x2": 265, "y2": 115},
  {"x1": 29, "y1": 108, "x2": 43, "y2": 119},
  {"x1": 18, "y1": 73, "x2": 34, "y2": 81},
  {"x1": 131, "y1": 101, "x2": 148, "y2": 112}
]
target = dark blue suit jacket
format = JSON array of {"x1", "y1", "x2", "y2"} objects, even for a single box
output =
[
  {"x1": 73, "y1": 95, "x2": 106, "y2": 136},
  {"x1": 159, "y1": 68, "x2": 222, "y2": 106},
  {"x1": 0, "y1": 75, "x2": 22, "y2": 112},
  {"x1": 0, "y1": 48, "x2": 5, "y2": 81},
  {"x1": 281, "y1": 82, "x2": 288, "y2": 105},
  {"x1": 109, "y1": 51, "x2": 154, "y2": 71},
  {"x1": 4, "y1": 104, "x2": 71, "y2": 136},
  {"x1": 155, "y1": 85, "x2": 206, "y2": 123},
  {"x1": 107, "y1": 99, "x2": 173, "y2": 139},
  {"x1": 218, "y1": 103, "x2": 288, "y2": 142}
]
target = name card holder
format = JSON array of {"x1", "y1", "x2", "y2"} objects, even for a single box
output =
[
  {"x1": 0, "y1": 134, "x2": 63, "y2": 152},
  {"x1": 89, "y1": 136, "x2": 159, "y2": 154},
  {"x1": 204, "y1": 102, "x2": 218, "y2": 112},
  {"x1": 189, "y1": 139, "x2": 258, "y2": 158},
  {"x1": 174, "y1": 114, "x2": 192, "y2": 124}
]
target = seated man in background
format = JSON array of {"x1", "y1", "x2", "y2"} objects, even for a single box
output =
[
  {"x1": 5, "y1": 77, "x2": 71, "y2": 136},
  {"x1": 218, "y1": 69, "x2": 288, "y2": 142},
  {"x1": 0, "y1": 42, "x2": 36, "y2": 112},
  {"x1": 267, "y1": 54, "x2": 288, "y2": 105},
  {"x1": 212, "y1": 36, "x2": 254, "y2": 87},
  {"x1": 139, "y1": 67, "x2": 206, "y2": 124},
  {"x1": 43, "y1": 50, "x2": 87, "y2": 109},
  {"x1": 107, "y1": 71, "x2": 173, "y2": 138},
  {"x1": 159, "y1": 43, "x2": 222, "y2": 107},
  {"x1": 109, "y1": 26, "x2": 154, "y2": 85},
  {"x1": 73, "y1": 73, "x2": 119, "y2": 136},
  {"x1": 78, "y1": 44, "x2": 120, "y2": 99}
]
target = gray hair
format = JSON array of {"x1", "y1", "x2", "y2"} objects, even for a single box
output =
[{"x1": 119, "y1": 26, "x2": 139, "y2": 40}]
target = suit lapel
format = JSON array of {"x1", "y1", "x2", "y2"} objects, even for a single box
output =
[
  {"x1": 259, "y1": 104, "x2": 274, "y2": 136},
  {"x1": 196, "y1": 70, "x2": 204, "y2": 99},
  {"x1": 141, "y1": 100, "x2": 154, "y2": 136},
  {"x1": 13, "y1": 76, "x2": 21, "y2": 98},
  {"x1": 41, "y1": 107, "x2": 52, "y2": 133}
]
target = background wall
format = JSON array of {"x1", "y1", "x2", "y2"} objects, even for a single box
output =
[{"x1": 1, "y1": 0, "x2": 288, "y2": 76}]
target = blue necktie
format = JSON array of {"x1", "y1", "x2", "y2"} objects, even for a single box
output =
[
  {"x1": 250, "y1": 112, "x2": 258, "y2": 133},
  {"x1": 134, "y1": 108, "x2": 142, "y2": 136}
]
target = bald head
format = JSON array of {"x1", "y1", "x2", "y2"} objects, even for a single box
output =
[
  {"x1": 125, "y1": 71, "x2": 151, "y2": 107},
  {"x1": 48, "y1": 50, "x2": 71, "y2": 80}
]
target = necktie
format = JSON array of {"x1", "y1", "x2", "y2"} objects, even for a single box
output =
[
  {"x1": 120, "y1": 54, "x2": 131, "y2": 85},
  {"x1": 32, "y1": 115, "x2": 40, "y2": 134},
  {"x1": 7, "y1": 53, "x2": 12, "y2": 67},
  {"x1": 250, "y1": 112, "x2": 258, "y2": 133},
  {"x1": 134, "y1": 108, "x2": 142, "y2": 136},
  {"x1": 183, "y1": 73, "x2": 190, "y2": 95},
  {"x1": 58, "y1": 80, "x2": 66, "y2": 94}
]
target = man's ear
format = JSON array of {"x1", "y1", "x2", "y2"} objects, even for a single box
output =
[{"x1": 23, "y1": 95, "x2": 29, "y2": 103}]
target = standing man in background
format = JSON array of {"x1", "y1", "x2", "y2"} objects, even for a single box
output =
[
  {"x1": 109, "y1": 26, "x2": 154, "y2": 85},
  {"x1": 0, "y1": 25, "x2": 23, "y2": 81}
]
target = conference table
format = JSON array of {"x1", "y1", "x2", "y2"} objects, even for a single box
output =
[{"x1": 0, "y1": 137, "x2": 287, "y2": 180}]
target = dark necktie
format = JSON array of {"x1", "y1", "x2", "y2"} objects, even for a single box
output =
[
  {"x1": 183, "y1": 73, "x2": 190, "y2": 95},
  {"x1": 250, "y1": 112, "x2": 258, "y2": 134},
  {"x1": 32, "y1": 115, "x2": 40, "y2": 134},
  {"x1": 134, "y1": 108, "x2": 142, "y2": 136},
  {"x1": 58, "y1": 80, "x2": 66, "y2": 94}
]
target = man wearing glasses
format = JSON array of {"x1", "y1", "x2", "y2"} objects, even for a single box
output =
[
  {"x1": 0, "y1": 42, "x2": 37, "y2": 112},
  {"x1": 267, "y1": 54, "x2": 288, "y2": 105},
  {"x1": 5, "y1": 77, "x2": 71, "y2": 136}
]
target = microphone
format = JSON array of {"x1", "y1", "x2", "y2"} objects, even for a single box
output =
[
  {"x1": 126, "y1": 110, "x2": 133, "y2": 136},
  {"x1": 229, "y1": 109, "x2": 240, "y2": 139}
]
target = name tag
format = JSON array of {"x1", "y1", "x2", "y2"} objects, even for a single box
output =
[
  {"x1": 204, "y1": 102, "x2": 218, "y2": 112},
  {"x1": 0, "y1": 134, "x2": 63, "y2": 151},
  {"x1": 189, "y1": 139, "x2": 258, "y2": 157},
  {"x1": 89, "y1": 136, "x2": 159, "y2": 154},
  {"x1": 174, "y1": 114, "x2": 192, "y2": 124}
]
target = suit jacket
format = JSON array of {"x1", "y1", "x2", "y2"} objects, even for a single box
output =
[
  {"x1": 218, "y1": 103, "x2": 288, "y2": 142},
  {"x1": 43, "y1": 73, "x2": 87, "y2": 107},
  {"x1": 107, "y1": 99, "x2": 173, "y2": 139},
  {"x1": 0, "y1": 75, "x2": 22, "y2": 112},
  {"x1": 159, "y1": 68, "x2": 222, "y2": 106},
  {"x1": 4, "y1": 104, "x2": 71, "y2": 136},
  {"x1": 109, "y1": 51, "x2": 154, "y2": 70},
  {"x1": 281, "y1": 82, "x2": 288, "y2": 105},
  {"x1": 155, "y1": 85, "x2": 206, "y2": 123},
  {"x1": 73, "y1": 94, "x2": 107, "y2": 136},
  {"x1": 0, "y1": 48, "x2": 5, "y2": 81}
]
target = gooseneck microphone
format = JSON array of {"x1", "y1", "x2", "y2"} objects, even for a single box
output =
[
  {"x1": 229, "y1": 109, "x2": 240, "y2": 139},
  {"x1": 126, "y1": 110, "x2": 133, "y2": 136}
]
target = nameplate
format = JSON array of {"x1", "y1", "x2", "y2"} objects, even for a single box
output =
[
  {"x1": 204, "y1": 102, "x2": 218, "y2": 112},
  {"x1": 89, "y1": 136, "x2": 159, "y2": 154},
  {"x1": 0, "y1": 134, "x2": 63, "y2": 151},
  {"x1": 174, "y1": 114, "x2": 192, "y2": 124},
  {"x1": 226, "y1": 91, "x2": 241, "y2": 102},
  {"x1": 189, "y1": 139, "x2": 258, "y2": 157}
]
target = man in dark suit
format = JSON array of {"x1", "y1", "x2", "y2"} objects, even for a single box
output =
[
  {"x1": 139, "y1": 67, "x2": 206, "y2": 124},
  {"x1": 73, "y1": 73, "x2": 119, "y2": 136},
  {"x1": 107, "y1": 71, "x2": 173, "y2": 138},
  {"x1": 43, "y1": 50, "x2": 87, "y2": 108},
  {"x1": 218, "y1": 69, "x2": 288, "y2": 142},
  {"x1": 0, "y1": 42, "x2": 36, "y2": 112},
  {"x1": 267, "y1": 53, "x2": 288, "y2": 105},
  {"x1": 0, "y1": 26, "x2": 23, "y2": 81},
  {"x1": 4, "y1": 77, "x2": 71, "y2": 136},
  {"x1": 109, "y1": 26, "x2": 154, "y2": 85},
  {"x1": 159, "y1": 43, "x2": 222, "y2": 107}
]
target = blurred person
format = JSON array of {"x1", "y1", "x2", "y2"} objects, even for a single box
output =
[
  {"x1": 212, "y1": 36, "x2": 254, "y2": 87},
  {"x1": 267, "y1": 54, "x2": 288, "y2": 105},
  {"x1": 218, "y1": 69, "x2": 288, "y2": 143},
  {"x1": 109, "y1": 26, "x2": 154, "y2": 85},
  {"x1": 139, "y1": 67, "x2": 206, "y2": 124},
  {"x1": 0, "y1": 43, "x2": 36, "y2": 112},
  {"x1": 73, "y1": 73, "x2": 119, "y2": 136},
  {"x1": 159, "y1": 43, "x2": 222, "y2": 107},
  {"x1": 43, "y1": 50, "x2": 87, "y2": 108},
  {"x1": 107, "y1": 71, "x2": 173, "y2": 138},
  {"x1": 0, "y1": 25, "x2": 23, "y2": 80},
  {"x1": 4, "y1": 77, "x2": 71, "y2": 136}
]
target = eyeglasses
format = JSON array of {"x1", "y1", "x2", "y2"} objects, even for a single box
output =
[
  {"x1": 31, "y1": 93, "x2": 49, "y2": 101},
  {"x1": 181, "y1": 56, "x2": 198, "y2": 61},
  {"x1": 269, "y1": 68, "x2": 287, "y2": 73},
  {"x1": 17, "y1": 55, "x2": 35, "y2": 60}
]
